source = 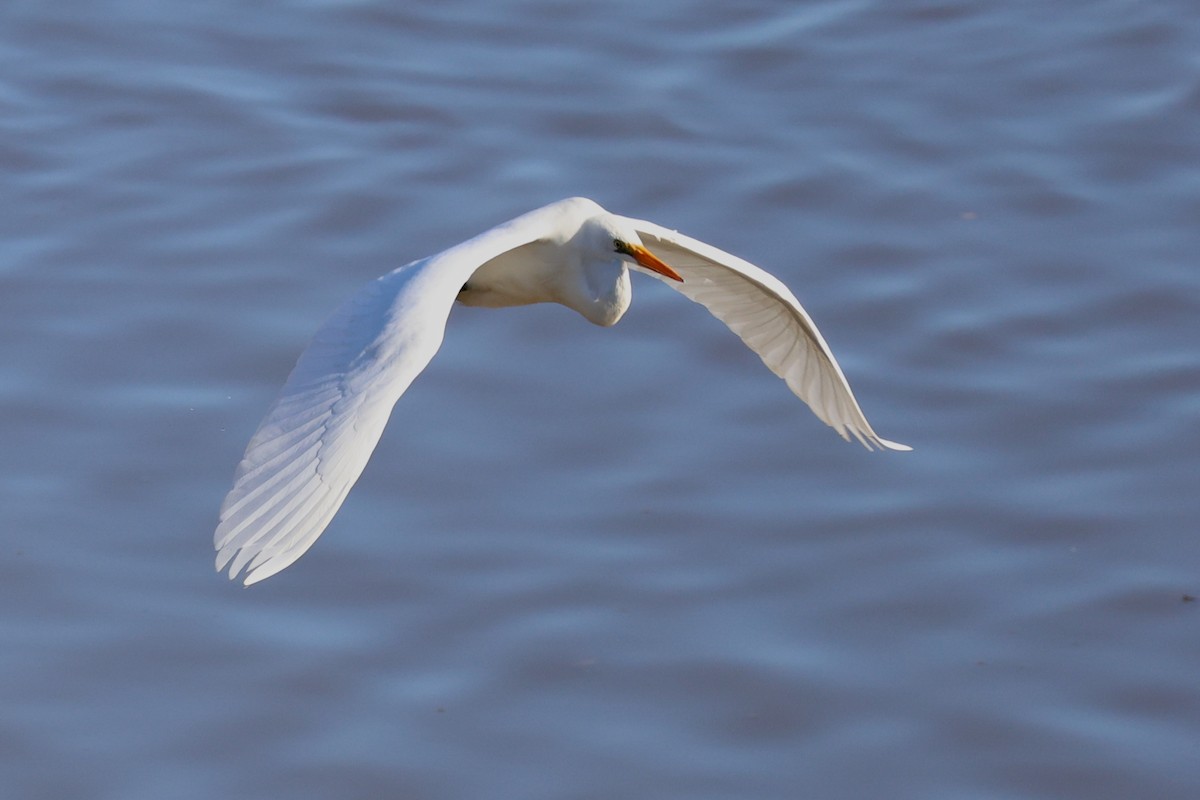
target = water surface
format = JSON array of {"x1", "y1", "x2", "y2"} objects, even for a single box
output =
[{"x1": 2, "y1": 1, "x2": 1198, "y2": 798}]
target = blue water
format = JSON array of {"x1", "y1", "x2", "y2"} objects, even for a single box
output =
[{"x1": 2, "y1": 1, "x2": 1199, "y2": 798}]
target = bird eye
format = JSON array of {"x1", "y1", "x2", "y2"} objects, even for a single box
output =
[{"x1": 613, "y1": 239, "x2": 629, "y2": 254}]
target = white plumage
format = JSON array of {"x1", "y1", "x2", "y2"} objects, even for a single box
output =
[{"x1": 215, "y1": 197, "x2": 909, "y2": 585}]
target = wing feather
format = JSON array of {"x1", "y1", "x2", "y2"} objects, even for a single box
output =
[
  {"x1": 625, "y1": 217, "x2": 909, "y2": 452},
  {"x1": 213, "y1": 265, "x2": 455, "y2": 584},
  {"x1": 214, "y1": 207, "x2": 561, "y2": 584}
]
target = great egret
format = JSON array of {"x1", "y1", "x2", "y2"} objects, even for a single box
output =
[{"x1": 215, "y1": 197, "x2": 909, "y2": 585}]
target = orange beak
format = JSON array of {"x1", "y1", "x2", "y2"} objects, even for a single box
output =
[{"x1": 627, "y1": 243, "x2": 683, "y2": 282}]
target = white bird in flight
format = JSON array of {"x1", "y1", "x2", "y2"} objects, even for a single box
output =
[{"x1": 215, "y1": 197, "x2": 909, "y2": 585}]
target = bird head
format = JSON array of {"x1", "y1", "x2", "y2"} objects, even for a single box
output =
[
  {"x1": 558, "y1": 211, "x2": 683, "y2": 327},
  {"x1": 613, "y1": 237, "x2": 683, "y2": 282}
]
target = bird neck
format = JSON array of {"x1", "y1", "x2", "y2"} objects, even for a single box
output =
[{"x1": 566, "y1": 258, "x2": 630, "y2": 327}]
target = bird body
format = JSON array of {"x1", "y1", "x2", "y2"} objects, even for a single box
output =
[
  {"x1": 456, "y1": 197, "x2": 641, "y2": 325},
  {"x1": 215, "y1": 197, "x2": 908, "y2": 585}
]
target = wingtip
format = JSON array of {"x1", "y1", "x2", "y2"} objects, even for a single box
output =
[
  {"x1": 239, "y1": 552, "x2": 298, "y2": 586},
  {"x1": 845, "y1": 426, "x2": 912, "y2": 452},
  {"x1": 215, "y1": 546, "x2": 255, "y2": 585},
  {"x1": 214, "y1": 559, "x2": 267, "y2": 587}
]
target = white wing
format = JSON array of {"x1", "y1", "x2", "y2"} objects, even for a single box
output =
[
  {"x1": 214, "y1": 210, "x2": 557, "y2": 585},
  {"x1": 624, "y1": 216, "x2": 909, "y2": 452}
]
